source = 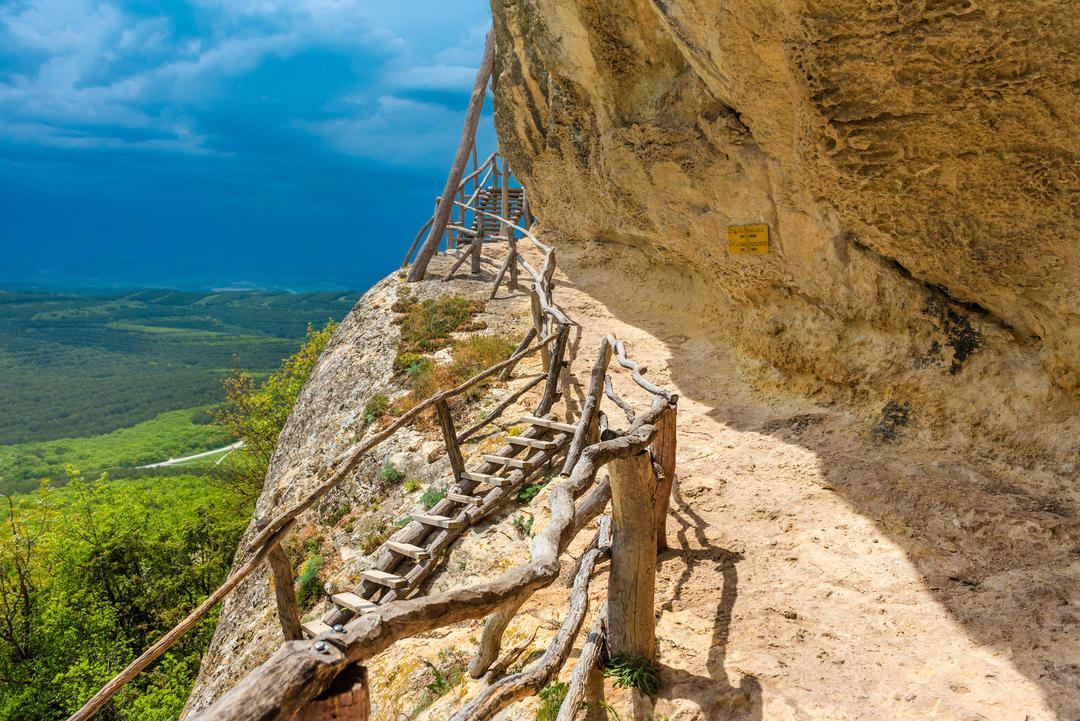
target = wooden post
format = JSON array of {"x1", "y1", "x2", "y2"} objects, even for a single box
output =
[
  {"x1": 500, "y1": 161, "x2": 510, "y2": 241},
  {"x1": 471, "y1": 228, "x2": 483, "y2": 274},
  {"x1": 561, "y1": 339, "x2": 612, "y2": 475},
  {"x1": 295, "y1": 664, "x2": 369, "y2": 721},
  {"x1": 456, "y1": 185, "x2": 465, "y2": 250},
  {"x1": 435, "y1": 399, "x2": 465, "y2": 481},
  {"x1": 536, "y1": 323, "x2": 569, "y2": 416},
  {"x1": 408, "y1": 30, "x2": 494, "y2": 281},
  {"x1": 530, "y1": 293, "x2": 550, "y2": 369},
  {"x1": 607, "y1": 449, "x2": 658, "y2": 660},
  {"x1": 650, "y1": 404, "x2": 677, "y2": 552},
  {"x1": 267, "y1": 542, "x2": 303, "y2": 641}
]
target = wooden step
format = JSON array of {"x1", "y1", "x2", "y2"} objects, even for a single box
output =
[
  {"x1": 461, "y1": 471, "x2": 512, "y2": 487},
  {"x1": 360, "y1": 569, "x2": 407, "y2": 589},
  {"x1": 483, "y1": 454, "x2": 532, "y2": 469},
  {"x1": 446, "y1": 492, "x2": 483, "y2": 506},
  {"x1": 414, "y1": 513, "x2": 465, "y2": 530},
  {"x1": 331, "y1": 592, "x2": 379, "y2": 614},
  {"x1": 302, "y1": 620, "x2": 332, "y2": 638},
  {"x1": 507, "y1": 436, "x2": 561, "y2": 450},
  {"x1": 385, "y1": 540, "x2": 431, "y2": 560},
  {"x1": 519, "y1": 415, "x2": 578, "y2": 434}
]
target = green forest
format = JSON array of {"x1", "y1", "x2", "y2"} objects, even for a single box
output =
[
  {"x1": 0, "y1": 289, "x2": 354, "y2": 721},
  {"x1": 0, "y1": 289, "x2": 362, "y2": 445}
]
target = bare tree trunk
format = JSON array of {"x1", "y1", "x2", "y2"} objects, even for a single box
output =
[
  {"x1": 607, "y1": 449, "x2": 658, "y2": 660},
  {"x1": 408, "y1": 30, "x2": 494, "y2": 281}
]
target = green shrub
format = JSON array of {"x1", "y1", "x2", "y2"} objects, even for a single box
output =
[
  {"x1": 328, "y1": 505, "x2": 350, "y2": 526},
  {"x1": 403, "y1": 478, "x2": 422, "y2": 492},
  {"x1": 513, "y1": 513, "x2": 534, "y2": 538},
  {"x1": 603, "y1": 653, "x2": 660, "y2": 696},
  {"x1": 420, "y1": 485, "x2": 447, "y2": 510},
  {"x1": 395, "y1": 296, "x2": 486, "y2": 354},
  {"x1": 302, "y1": 534, "x2": 324, "y2": 556},
  {"x1": 410, "y1": 649, "x2": 469, "y2": 715},
  {"x1": 536, "y1": 681, "x2": 569, "y2": 721},
  {"x1": 296, "y1": 555, "x2": 325, "y2": 609},
  {"x1": 363, "y1": 392, "x2": 389, "y2": 424},
  {"x1": 393, "y1": 515, "x2": 412, "y2": 527},
  {"x1": 376, "y1": 461, "x2": 406, "y2": 486}
]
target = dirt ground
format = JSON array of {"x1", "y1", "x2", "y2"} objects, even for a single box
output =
[{"x1": 514, "y1": 241, "x2": 1080, "y2": 721}]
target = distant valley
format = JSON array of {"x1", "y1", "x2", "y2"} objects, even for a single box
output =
[{"x1": 0, "y1": 287, "x2": 364, "y2": 493}]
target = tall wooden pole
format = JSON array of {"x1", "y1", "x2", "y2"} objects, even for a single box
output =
[
  {"x1": 267, "y1": 542, "x2": 303, "y2": 641},
  {"x1": 408, "y1": 30, "x2": 495, "y2": 281},
  {"x1": 607, "y1": 449, "x2": 658, "y2": 660}
]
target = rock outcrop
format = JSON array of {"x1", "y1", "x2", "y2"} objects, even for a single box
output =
[{"x1": 490, "y1": 0, "x2": 1080, "y2": 468}]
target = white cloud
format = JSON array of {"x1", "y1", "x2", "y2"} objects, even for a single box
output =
[{"x1": 0, "y1": 0, "x2": 493, "y2": 164}]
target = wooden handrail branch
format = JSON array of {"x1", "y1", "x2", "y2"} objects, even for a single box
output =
[
  {"x1": 189, "y1": 401, "x2": 668, "y2": 721},
  {"x1": 245, "y1": 330, "x2": 555, "y2": 554},
  {"x1": 408, "y1": 30, "x2": 495, "y2": 281}
]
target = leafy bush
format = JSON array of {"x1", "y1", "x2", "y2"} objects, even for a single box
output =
[
  {"x1": 403, "y1": 478, "x2": 422, "y2": 492},
  {"x1": 362, "y1": 392, "x2": 389, "y2": 424},
  {"x1": 214, "y1": 321, "x2": 338, "y2": 500},
  {"x1": 295, "y1": 555, "x2": 325, "y2": 609},
  {"x1": 518, "y1": 473, "x2": 555, "y2": 503},
  {"x1": 376, "y1": 461, "x2": 406, "y2": 486},
  {"x1": 420, "y1": 486, "x2": 447, "y2": 510},
  {"x1": 536, "y1": 681, "x2": 569, "y2": 721},
  {"x1": 603, "y1": 653, "x2": 660, "y2": 696},
  {"x1": 0, "y1": 467, "x2": 248, "y2": 720}
]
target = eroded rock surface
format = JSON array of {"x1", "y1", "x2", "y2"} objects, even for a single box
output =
[{"x1": 490, "y1": 0, "x2": 1080, "y2": 467}]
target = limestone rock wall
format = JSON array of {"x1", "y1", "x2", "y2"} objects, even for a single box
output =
[{"x1": 490, "y1": 0, "x2": 1080, "y2": 467}]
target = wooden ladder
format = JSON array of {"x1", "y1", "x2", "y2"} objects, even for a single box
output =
[{"x1": 303, "y1": 414, "x2": 579, "y2": 636}]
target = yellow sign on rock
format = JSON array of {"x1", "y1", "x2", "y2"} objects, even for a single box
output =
[{"x1": 727, "y1": 224, "x2": 769, "y2": 254}]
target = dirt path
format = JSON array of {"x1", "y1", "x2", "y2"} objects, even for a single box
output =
[{"x1": 541, "y1": 245, "x2": 1079, "y2": 720}]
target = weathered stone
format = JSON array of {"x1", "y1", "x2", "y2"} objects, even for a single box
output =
[{"x1": 490, "y1": 0, "x2": 1080, "y2": 467}]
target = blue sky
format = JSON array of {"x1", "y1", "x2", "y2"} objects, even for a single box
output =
[{"x1": 0, "y1": 0, "x2": 494, "y2": 291}]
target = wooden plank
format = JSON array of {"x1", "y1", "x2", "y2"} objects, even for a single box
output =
[
  {"x1": 507, "y1": 436, "x2": 561, "y2": 450},
  {"x1": 460, "y1": 471, "x2": 512, "y2": 487},
  {"x1": 482, "y1": 454, "x2": 532, "y2": 469},
  {"x1": 385, "y1": 541, "x2": 431, "y2": 560},
  {"x1": 302, "y1": 620, "x2": 333, "y2": 638},
  {"x1": 435, "y1": 399, "x2": 466, "y2": 480},
  {"x1": 413, "y1": 513, "x2": 464, "y2": 530},
  {"x1": 331, "y1": 592, "x2": 379, "y2": 614},
  {"x1": 519, "y1": 415, "x2": 578, "y2": 434},
  {"x1": 446, "y1": 492, "x2": 483, "y2": 507},
  {"x1": 267, "y1": 541, "x2": 303, "y2": 641},
  {"x1": 359, "y1": 570, "x2": 407, "y2": 589}
]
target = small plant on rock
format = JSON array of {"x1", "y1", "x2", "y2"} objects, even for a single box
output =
[
  {"x1": 536, "y1": 681, "x2": 569, "y2": 721},
  {"x1": 420, "y1": 485, "x2": 447, "y2": 510},
  {"x1": 363, "y1": 392, "x2": 389, "y2": 424},
  {"x1": 376, "y1": 461, "x2": 406, "y2": 486},
  {"x1": 603, "y1": 653, "x2": 660, "y2": 696},
  {"x1": 512, "y1": 513, "x2": 535, "y2": 538}
]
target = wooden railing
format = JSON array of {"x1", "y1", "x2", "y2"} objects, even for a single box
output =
[
  {"x1": 401, "y1": 151, "x2": 527, "y2": 272},
  {"x1": 71, "y1": 29, "x2": 680, "y2": 721}
]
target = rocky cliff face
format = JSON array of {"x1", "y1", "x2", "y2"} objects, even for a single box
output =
[{"x1": 490, "y1": 0, "x2": 1080, "y2": 468}]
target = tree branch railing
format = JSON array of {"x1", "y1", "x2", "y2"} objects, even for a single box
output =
[{"x1": 71, "y1": 35, "x2": 681, "y2": 718}]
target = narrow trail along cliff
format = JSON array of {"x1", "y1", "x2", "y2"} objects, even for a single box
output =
[{"x1": 549, "y1": 245, "x2": 1078, "y2": 720}]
